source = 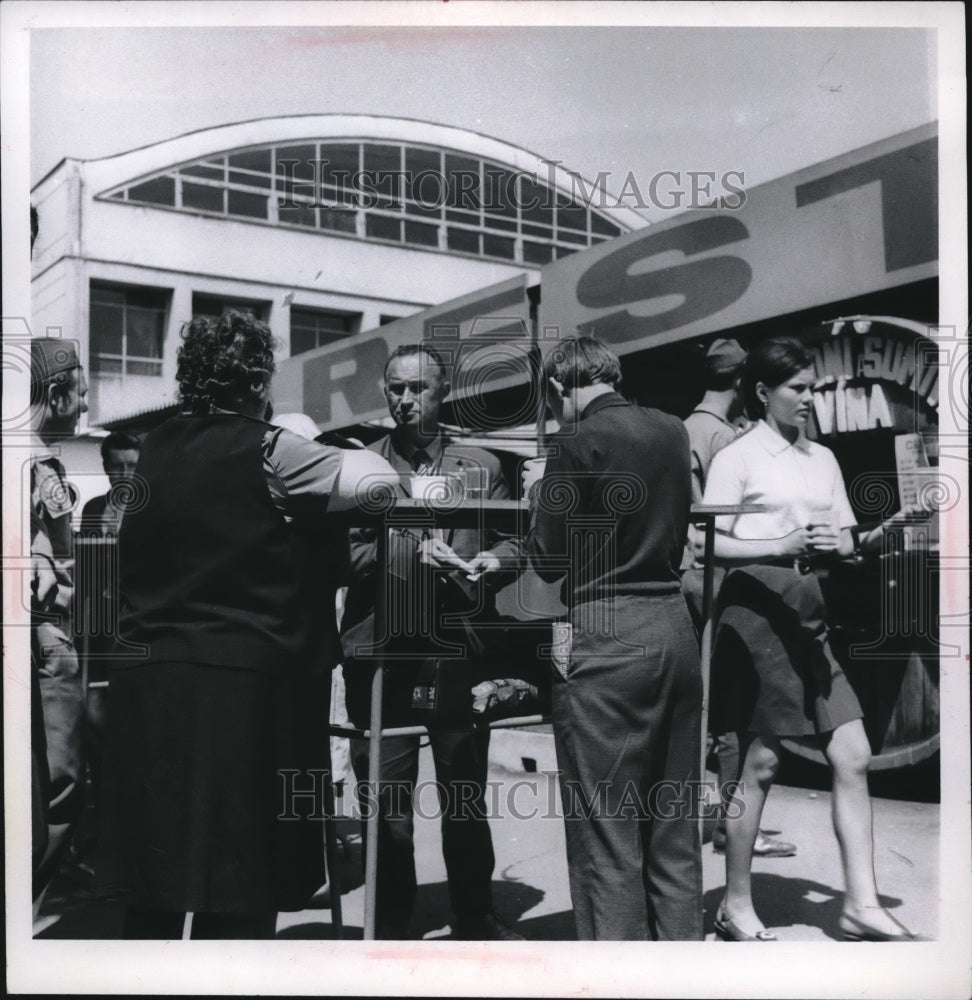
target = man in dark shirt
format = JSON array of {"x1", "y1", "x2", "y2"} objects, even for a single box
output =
[
  {"x1": 78, "y1": 431, "x2": 143, "y2": 830},
  {"x1": 526, "y1": 336, "x2": 703, "y2": 940},
  {"x1": 80, "y1": 431, "x2": 142, "y2": 537}
]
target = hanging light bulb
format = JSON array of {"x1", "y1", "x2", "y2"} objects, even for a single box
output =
[{"x1": 853, "y1": 319, "x2": 872, "y2": 334}]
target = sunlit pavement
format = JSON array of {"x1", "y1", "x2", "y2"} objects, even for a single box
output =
[{"x1": 35, "y1": 727, "x2": 938, "y2": 942}]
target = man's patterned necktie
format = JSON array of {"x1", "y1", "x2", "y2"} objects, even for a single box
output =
[{"x1": 411, "y1": 449, "x2": 433, "y2": 476}]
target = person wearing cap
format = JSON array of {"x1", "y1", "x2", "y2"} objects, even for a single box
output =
[
  {"x1": 29, "y1": 338, "x2": 89, "y2": 907},
  {"x1": 680, "y1": 338, "x2": 797, "y2": 860}
]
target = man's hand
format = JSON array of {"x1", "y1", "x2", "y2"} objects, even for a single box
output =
[
  {"x1": 31, "y1": 553, "x2": 58, "y2": 612},
  {"x1": 775, "y1": 526, "x2": 813, "y2": 559},
  {"x1": 521, "y1": 457, "x2": 546, "y2": 497},
  {"x1": 418, "y1": 536, "x2": 474, "y2": 573},
  {"x1": 806, "y1": 519, "x2": 840, "y2": 552},
  {"x1": 465, "y1": 551, "x2": 501, "y2": 581}
]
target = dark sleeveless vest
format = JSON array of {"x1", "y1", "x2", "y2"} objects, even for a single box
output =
[{"x1": 118, "y1": 413, "x2": 318, "y2": 672}]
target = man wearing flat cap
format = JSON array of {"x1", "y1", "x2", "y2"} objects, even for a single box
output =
[
  {"x1": 681, "y1": 337, "x2": 796, "y2": 860},
  {"x1": 30, "y1": 337, "x2": 89, "y2": 906}
]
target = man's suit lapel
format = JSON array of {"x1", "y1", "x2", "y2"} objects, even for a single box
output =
[{"x1": 377, "y1": 433, "x2": 415, "y2": 498}]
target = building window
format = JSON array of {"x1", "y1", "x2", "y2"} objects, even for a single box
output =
[
  {"x1": 191, "y1": 294, "x2": 269, "y2": 322},
  {"x1": 290, "y1": 307, "x2": 358, "y2": 356},
  {"x1": 89, "y1": 283, "x2": 168, "y2": 376},
  {"x1": 101, "y1": 140, "x2": 629, "y2": 266}
]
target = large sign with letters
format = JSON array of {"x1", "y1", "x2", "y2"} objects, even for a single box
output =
[
  {"x1": 806, "y1": 327, "x2": 939, "y2": 439},
  {"x1": 277, "y1": 124, "x2": 937, "y2": 432},
  {"x1": 539, "y1": 123, "x2": 937, "y2": 355}
]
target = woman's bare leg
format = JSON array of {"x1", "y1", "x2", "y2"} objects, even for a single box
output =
[
  {"x1": 721, "y1": 732, "x2": 781, "y2": 934},
  {"x1": 822, "y1": 719, "x2": 906, "y2": 935}
]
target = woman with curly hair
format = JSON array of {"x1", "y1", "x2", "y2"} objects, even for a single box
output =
[
  {"x1": 703, "y1": 337, "x2": 914, "y2": 943},
  {"x1": 97, "y1": 311, "x2": 396, "y2": 939}
]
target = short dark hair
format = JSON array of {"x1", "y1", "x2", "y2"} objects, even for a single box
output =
[
  {"x1": 383, "y1": 342, "x2": 448, "y2": 382},
  {"x1": 743, "y1": 337, "x2": 814, "y2": 418},
  {"x1": 703, "y1": 367, "x2": 742, "y2": 393},
  {"x1": 176, "y1": 311, "x2": 276, "y2": 414},
  {"x1": 542, "y1": 336, "x2": 622, "y2": 395},
  {"x1": 100, "y1": 431, "x2": 142, "y2": 462}
]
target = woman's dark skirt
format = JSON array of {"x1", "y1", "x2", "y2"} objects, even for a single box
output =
[
  {"x1": 710, "y1": 564, "x2": 862, "y2": 739},
  {"x1": 96, "y1": 661, "x2": 330, "y2": 914}
]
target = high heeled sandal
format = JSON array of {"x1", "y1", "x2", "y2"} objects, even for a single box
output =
[
  {"x1": 839, "y1": 907, "x2": 915, "y2": 942},
  {"x1": 713, "y1": 905, "x2": 778, "y2": 942}
]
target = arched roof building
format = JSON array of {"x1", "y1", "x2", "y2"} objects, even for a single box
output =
[{"x1": 30, "y1": 114, "x2": 644, "y2": 425}]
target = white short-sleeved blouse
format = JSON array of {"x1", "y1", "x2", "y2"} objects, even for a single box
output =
[{"x1": 703, "y1": 420, "x2": 856, "y2": 541}]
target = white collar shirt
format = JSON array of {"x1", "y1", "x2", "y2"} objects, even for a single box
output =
[{"x1": 702, "y1": 419, "x2": 856, "y2": 541}]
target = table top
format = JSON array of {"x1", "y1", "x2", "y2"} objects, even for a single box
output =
[
  {"x1": 335, "y1": 498, "x2": 770, "y2": 530},
  {"x1": 378, "y1": 499, "x2": 768, "y2": 514}
]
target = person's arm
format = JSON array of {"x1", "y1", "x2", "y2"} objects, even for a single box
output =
[
  {"x1": 526, "y1": 438, "x2": 581, "y2": 583},
  {"x1": 702, "y1": 442, "x2": 813, "y2": 565},
  {"x1": 265, "y1": 431, "x2": 399, "y2": 583},
  {"x1": 30, "y1": 514, "x2": 58, "y2": 612},
  {"x1": 710, "y1": 528, "x2": 813, "y2": 564},
  {"x1": 266, "y1": 429, "x2": 398, "y2": 515},
  {"x1": 855, "y1": 508, "x2": 923, "y2": 554},
  {"x1": 466, "y1": 454, "x2": 524, "y2": 579},
  {"x1": 328, "y1": 449, "x2": 399, "y2": 512}
]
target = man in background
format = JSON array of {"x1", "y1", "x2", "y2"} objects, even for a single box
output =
[
  {"x1": 30, "y1": 337, "x2": 89, "y2": 914},
  {"x1": 76, "y1": 430, "x2": 143, "y2": 846},
  {"x1": 681, "y1": 338, "x2": 796, "y2": 859},
  {"x1": 80, "y1": 432, "x2": 142, "y2": 537}
]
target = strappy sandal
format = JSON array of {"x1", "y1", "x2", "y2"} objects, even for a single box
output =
[
  {"x1": 839, "y1": 907, "x2": 914, "y2": 942},
  {"x1": 713, "y1": 905, "x2": 778, "y2": 941}
]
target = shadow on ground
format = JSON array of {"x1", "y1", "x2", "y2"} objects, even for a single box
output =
[
  {"x1": 702, "y1": 874, "x2": 907, "y2": 941},
  {"x1": 278, "y1": 878, "x2": 557, "y2": 941}
]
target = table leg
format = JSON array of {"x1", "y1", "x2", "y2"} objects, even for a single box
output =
[
  {"x1": 699, "y1": 517, "x2": 716, "y2": 840},
  {"x1": 322, "y1": 730, "x2": 343, "y2": 938},
  {"x1": 362, "y1": 521, "x2": 388, "y2": 941}
]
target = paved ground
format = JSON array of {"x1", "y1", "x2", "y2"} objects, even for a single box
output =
[{"x1": 35, "y1": 726, "x2": 939, "y2": 943}]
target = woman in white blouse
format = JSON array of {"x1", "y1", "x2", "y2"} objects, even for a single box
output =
[{"x1": 703, "y1": 337, "x2": 914, "y2": 943}]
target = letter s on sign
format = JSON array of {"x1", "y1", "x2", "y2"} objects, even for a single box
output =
[{"x1": 574, "y1": 216, "x2": 752, "y2": 346}]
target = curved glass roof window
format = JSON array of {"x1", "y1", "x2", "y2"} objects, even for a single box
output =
[{"x1": 100, "y1": 141, "x2": 627, "y2": 265}]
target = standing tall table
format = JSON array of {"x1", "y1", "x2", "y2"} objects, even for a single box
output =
[{"x1": 331, "y1": 499, "x2": 763, "y2": 939}]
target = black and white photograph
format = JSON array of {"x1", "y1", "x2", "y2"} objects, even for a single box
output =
[{"x1": 2, "y1": 2, "x2": 968, "y2": 996}]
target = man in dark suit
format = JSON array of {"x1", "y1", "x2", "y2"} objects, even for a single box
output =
[
  {"x1": 77, "y1": 430, "x2": 143, "y2": 847},
  {"x1": 341, "y1": 342, "x2": 523, "y2": 940},
  {"x1": 80, "y1": 431, "x2": 142, "y2": 538}
]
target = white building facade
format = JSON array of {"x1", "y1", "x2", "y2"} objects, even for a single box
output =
[{"x1": 30, "y1": 114, "x2": 644, "y2": 428}]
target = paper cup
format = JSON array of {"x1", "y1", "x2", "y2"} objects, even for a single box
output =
[{"x1": 410, "y1": 475, "x2": 459, "y2": 504}]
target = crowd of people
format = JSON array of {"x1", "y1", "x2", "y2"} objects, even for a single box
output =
[{"x1": 27, "y1": 307, "x2": 916, "y2": 942}]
